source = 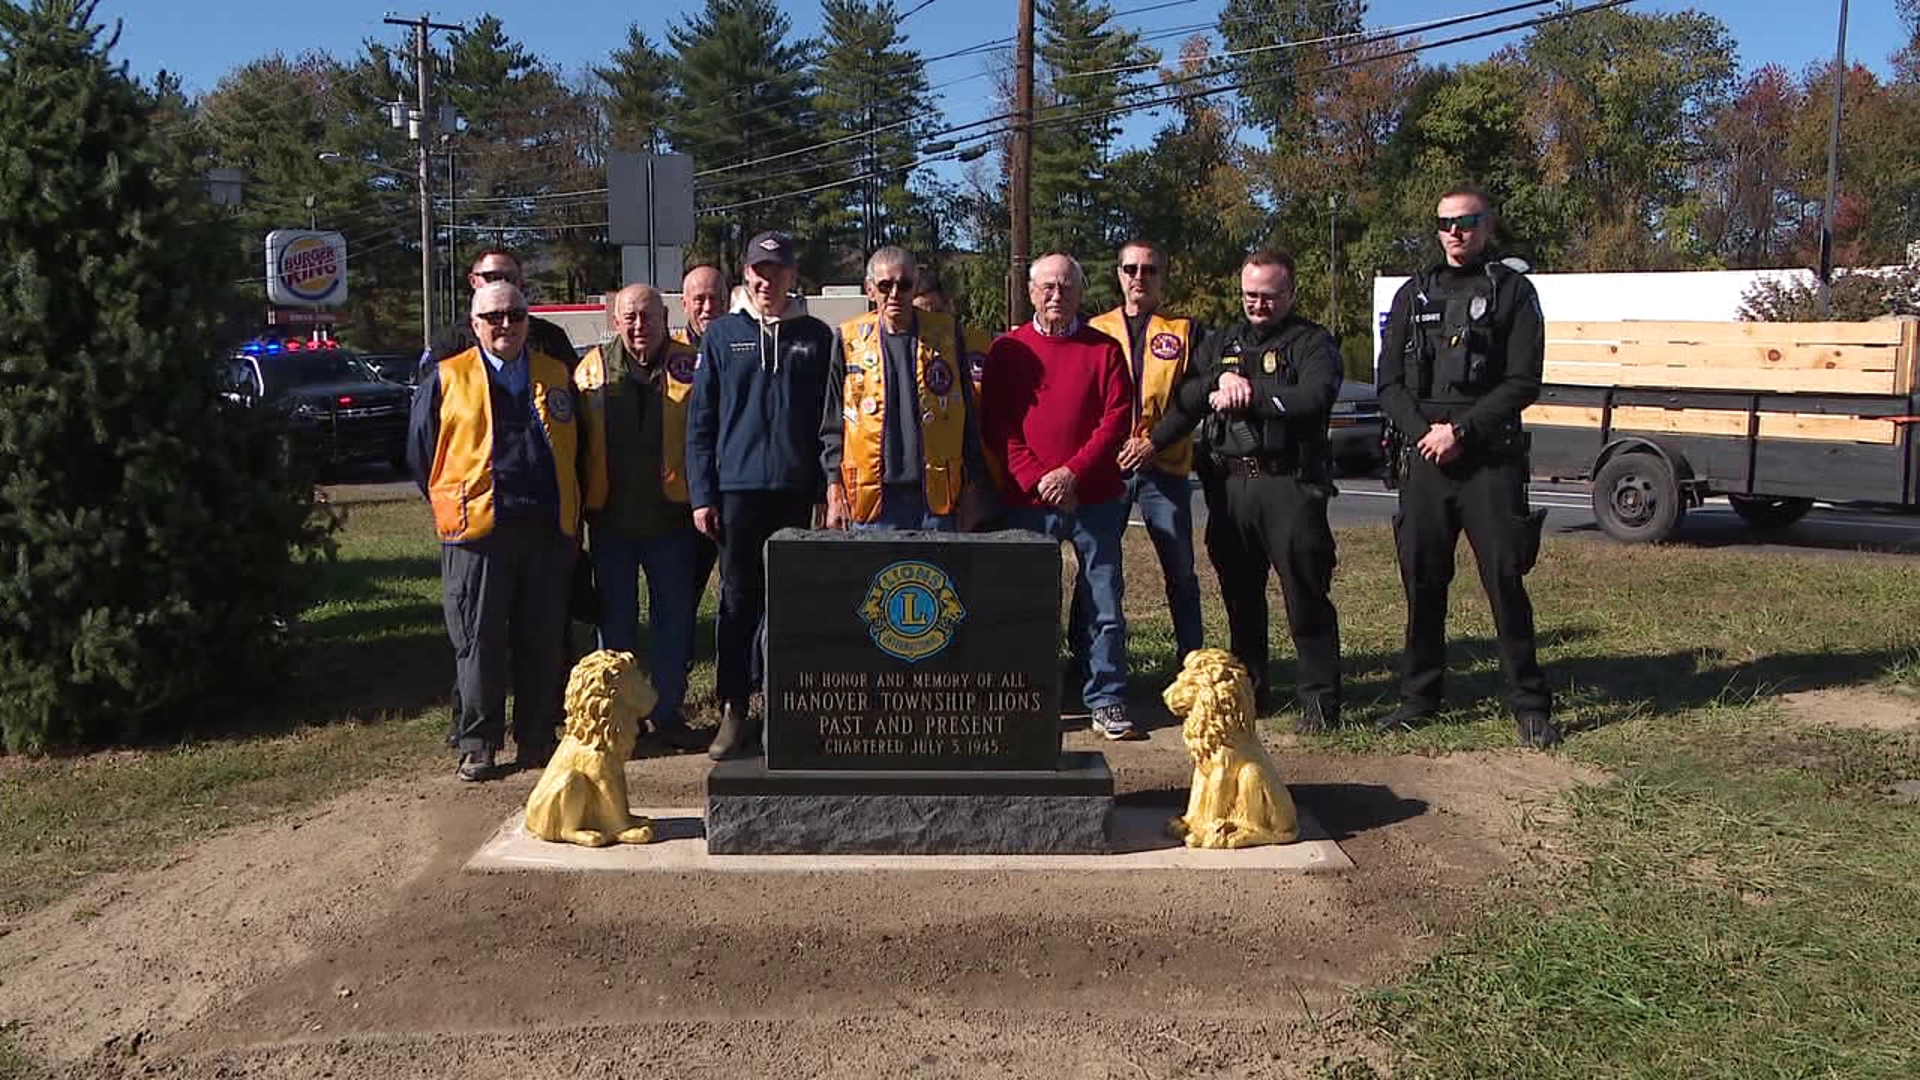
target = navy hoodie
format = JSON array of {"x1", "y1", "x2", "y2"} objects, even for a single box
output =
[{"x1": 686, "y1": 305, "x2": 834, "y2": 507}]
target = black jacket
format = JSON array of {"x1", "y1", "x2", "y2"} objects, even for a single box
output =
[
  {"x1": 1152, "y1": 313, "x2": 1342, "y2": 477},
  {"x1": 1376, "y1": 260, "x2": 1543, "y2": 445}
]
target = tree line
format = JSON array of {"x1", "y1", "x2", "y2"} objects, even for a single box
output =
[{"x1": 168, "y1": 0, "x2": 1920, "y2": 361}]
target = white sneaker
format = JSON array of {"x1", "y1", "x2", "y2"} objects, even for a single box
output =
[{"x1": 1090, "y1": 705, "x2": 1140, "y2": 741}]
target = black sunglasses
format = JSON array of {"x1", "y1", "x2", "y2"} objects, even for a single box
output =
[
  {"x1": 871, "y1": 278, "x2": 915, "y2": 295},
  {"x1": 475, "y1": 309, "x2": 529, "y2": 327},
  {"x1": 1437, "y1": 213, "x2": 1486, "y2": 233},
  {"x1": 1119, "y1": 264, "x2": 1161, "y2": 278}
]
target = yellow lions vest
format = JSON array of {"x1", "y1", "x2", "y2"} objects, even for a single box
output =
[
  {"x1": 574, "y1": 339, "x2": 696, "y2": 506},
  {"x1": 1088, "y1": 307, "x2": 1195, "y2": 476},
  {"x1": 838, "y1": 310, "x2": 969, "y2": 522},
  {"x1": 427, "y1": 346, "x2": 582, "y2": 543}
]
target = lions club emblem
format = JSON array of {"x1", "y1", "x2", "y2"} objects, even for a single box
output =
[
  {"x1": 925, "y1": 357, "x2": 955, "y2": 396},
  {"x1": 1149, "y1": 332, "x2": 1182, "y2": 360},
  {"x1": 858, "y1": 560, "x2": 966, "y2": 663},
  {"x1": 666, "y1": 350, "x2": 697, "y2": 385},
  {"x1": 544, "y1": 385, "x2": 575, "y2": 422}
]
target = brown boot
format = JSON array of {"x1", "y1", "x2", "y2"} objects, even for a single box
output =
[{"x1": 708, "y1": 700, "x2": 749, "y2": 761}]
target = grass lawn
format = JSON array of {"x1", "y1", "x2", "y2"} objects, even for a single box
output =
[{"x1": 4, "y1": 493, "x2": 1920, "y2": 1077}]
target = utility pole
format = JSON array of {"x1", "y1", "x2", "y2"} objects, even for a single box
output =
[
  {"x1": 1817, "y1": 0, "x2": 1850, "y2": 318},
  {"x1": 385, "y1": 14, "x2": 462, "y2": 351},
  {"x1": 1008, "y1": 0, "x2": 1034, "y2": 328},
  {"x1": 1327, "y1": 193, "x2": 1339, "y2": 336}
]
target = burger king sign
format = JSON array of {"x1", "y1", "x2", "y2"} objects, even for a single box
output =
[{"x1": 265, "y1": 229, "x2": 348, "y2": 307}]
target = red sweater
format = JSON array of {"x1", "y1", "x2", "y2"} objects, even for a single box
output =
[{"x1": 980, "y1": 321, "x2": 1133, "y2": 509}]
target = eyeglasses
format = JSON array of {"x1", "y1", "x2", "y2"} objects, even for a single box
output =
[
  {"x1": 474, "y1": 309, "x2": 529, "y2": 327},
  {"x1": 1032, "y1": 281, "x2": 1075, "y2": 295},
  {"x1": 1436, "y1": 213, "x2": 1486, "y2": 233},
  {"x1": 1242, "y1": 290, "x2": 1289, "y2": 304},
  {"x1": 870, "y1": 278, "x2": 915, "y2": 295},
  {"x1": 1119, "y1": 264, "x2": 1161, "y2": 278}
]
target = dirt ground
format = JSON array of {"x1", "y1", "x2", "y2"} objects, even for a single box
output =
[
  {"x1": 1779, "y1": 686, "x2": 1920, "y2": 735},
  {"x1": 0, "y1": 725, "x2": 1605, "y2": 1080}
]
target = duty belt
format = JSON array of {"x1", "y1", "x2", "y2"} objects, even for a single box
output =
[{"x1": 1221, "y1": 455, "x2": 1290, "y2": 478}]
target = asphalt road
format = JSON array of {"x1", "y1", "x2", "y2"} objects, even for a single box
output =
[
  {"x1": 1299, "y1": 477, "x2": 1920, "y2": 557},
  {"x1": 327, "y1": 465, "x2": 1920, "y2": 557}
]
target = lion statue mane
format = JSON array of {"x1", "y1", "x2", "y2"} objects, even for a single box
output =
[
  {"x1": 1163, "y1": 648, "x2": 1298, "y2": 848},
  {"x1": 524, "y1": 649, "x2": 657, "y2": 847}
]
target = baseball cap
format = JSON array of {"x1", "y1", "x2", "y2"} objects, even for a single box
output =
[{"x1": 745, "y1": 230, "x2": 796, "y2": 268}]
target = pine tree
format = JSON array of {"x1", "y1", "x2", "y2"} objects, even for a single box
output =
[
  {"x1": 812, "y1": 0, "x2": 940, "y2": 273},
  {"x1": 0, "y1": 0, "x2": 330, "y2": 752},
  {"x1": 597, "y1": 25, "x2": 672, "y2": 153},
  {"x1": 665, "y1": 0, "x2": 816, "y2": 280},
  {"x1": 1031, "y1": 0, "x2": 1155, "y2": 312}
]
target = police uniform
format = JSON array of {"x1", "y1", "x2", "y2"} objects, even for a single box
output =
[
  {"x1": 1376, "y1": 258, "x2": 1556, "y2": 746},
  {"x1": 1154, "y1": 313, "x2": 1344, "y2": 729}
]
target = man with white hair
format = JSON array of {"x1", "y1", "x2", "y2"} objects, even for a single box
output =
[
  {"x1": 574, "y1": 283, "x2": 705, "y2": 752},
  {"x1": 408, "y1": 281, "x2": 583, "y2": 781},
  {"x1": 821, "y1": 246, "x2": 988, "y2": 531},
  {"x1": 978, "y1": 253, "x2": 1137, "y2": 739}
]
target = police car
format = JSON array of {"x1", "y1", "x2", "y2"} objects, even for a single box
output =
[
  {"x1": 223, "y1": 338, "x2": 411, "y2": 475},
  {"x1": 1329, "y1": 381, "x2": 1385, "y2": 475}
]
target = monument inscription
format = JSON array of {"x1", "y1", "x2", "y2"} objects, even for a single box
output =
[{"x1": 764, "y1": 530, "x2": 1061, "y2": 771}]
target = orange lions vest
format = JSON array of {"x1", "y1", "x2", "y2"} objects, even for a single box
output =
[
  {"x1": 1088, "y1": 307, "x2": 1195, "y2": 476},
  {"x1": 427, "y1": 346, "x2": 582, "y2": 543},
  {"x1": 575, "y1": 339, "x2": 696, "y2": 506},
  {"x1": 837, "y1": 310, "x2": 969, "y2": 522}
]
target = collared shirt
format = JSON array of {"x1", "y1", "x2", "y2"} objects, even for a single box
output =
[
  {"x1": 479, "y1": 344, "x2": 528, "y2": 395},
  {"x1": 1031, "y1": 317, "x2": 1082, "y2": 338}
]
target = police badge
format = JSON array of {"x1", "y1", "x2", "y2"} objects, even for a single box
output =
[
  {"x1": 1468, "y1": 295, "x2": 1489, "y2": 321},
  {"x1": 1261, "y1": 350, "x2": 1278, "y2": 374}
]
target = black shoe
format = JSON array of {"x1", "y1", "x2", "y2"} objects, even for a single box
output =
[
  {"x1": 1294, "y1": 698, "x2": 1339, "y2": 735},
  {"x1": 1517, "y1": 711, "x2": 1563, "y2": 749},
  {"x1": 709, "y1": 700, "x2": 749, "y2": 761},
  {"x1": 1372, "y1": 703, "x2": 1437, "y2": 734},
  {"x1": 456, "y1": 749, "x2": 499, "y2": 782}
]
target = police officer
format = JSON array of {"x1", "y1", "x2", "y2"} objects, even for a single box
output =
[
  {"x1": 1152, "y1": 250, "x2": 1343, "y2": 733},
  {"x1": 1375, "y1": 185, "x2": 1558, "y2": 749}
]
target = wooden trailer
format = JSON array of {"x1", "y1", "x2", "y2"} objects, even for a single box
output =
[{"x1": 1524, "y1": 319, "x2": 1920, "y2": 542}]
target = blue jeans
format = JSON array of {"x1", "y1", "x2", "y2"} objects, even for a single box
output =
[
  {"x1": 853, "y1": 484, "x2": 955, "y2": 532},
  {"x1": 590, "y1": 525, "x2": 697, "y2": 720},
  {"x1": 1072, "y1": 468, "x2": 1204, "y2": 669},
  {"x1": 1003, "y1": 499, "x2": 1128, "y2": 711}
]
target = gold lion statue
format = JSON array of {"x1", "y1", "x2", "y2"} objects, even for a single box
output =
[
  {"x1": 524, "y1": 650, "x2": 657, "y2": 847},
  {"x1": 1163, "y1": 648, "x2": 1299, "y2": 848}
]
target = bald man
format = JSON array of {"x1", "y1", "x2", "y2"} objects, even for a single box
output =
[
  {"x1": 675, "y1": 265, "x2": 727, "y2": 350},
  {"x1": 574, "y1": 284, "x2": 705, "y2": 752}
]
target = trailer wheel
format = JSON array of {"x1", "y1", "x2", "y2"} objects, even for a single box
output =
[
  {"x1": 1728, "y1": 495, "x2": 1812, "y2": 529},
  {"x1": 1593, "y1": 452, "x2": 1684, "y2": 544}
]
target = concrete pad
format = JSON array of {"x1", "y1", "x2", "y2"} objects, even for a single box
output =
[{"x1": 466, "y1": 805, "x2": 1353, "y2": 874}]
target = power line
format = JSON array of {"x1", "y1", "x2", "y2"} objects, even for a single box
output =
[{"x1": 696, "y1": 0, "x2": 1639, "y2": 220}]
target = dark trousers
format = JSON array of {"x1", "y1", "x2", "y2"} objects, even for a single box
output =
[
  {"x1": 1210, "y1": 468, "x2": 1342, "y2": 712},
  {"x1": 1198, "y1": 461, "x2": 1267, "y2": 705},
  {"x1": 715, "y1": 490, "x2": 815, "y2": 706},
  {"x1": 1393, "y1": 450, "x2": 1550, "y2": 714},
  {"x1": 441, "y1": 519, "x2": 576, "y2": 756}
]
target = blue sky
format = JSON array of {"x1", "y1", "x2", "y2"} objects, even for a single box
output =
[
  {"x1": 99, "y1": 0, "x2": 1906, "y2": 177},
  {"x1": 103, "y1": 0, "x2": 1904, "y2": 99}
]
